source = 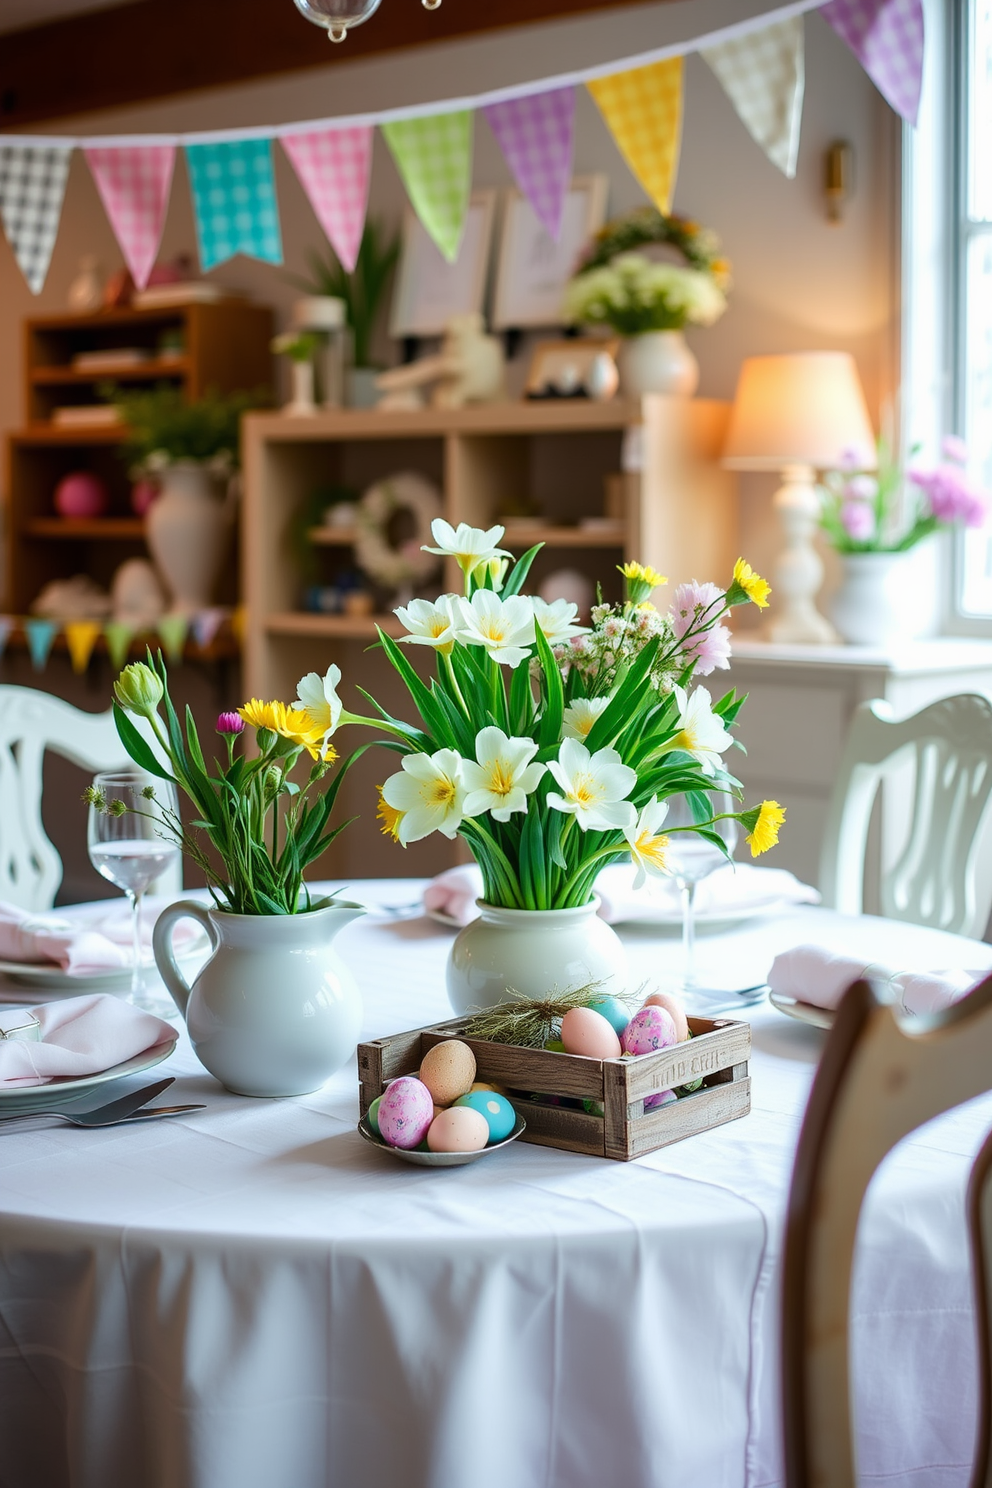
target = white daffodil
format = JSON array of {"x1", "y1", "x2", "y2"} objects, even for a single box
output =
[
  {"x1": 532, "y1": 596, "x2": 587, "y2": 648},
  {"x1": 562, "y1": 696, "x2": 609, "y2": 741},
  {"x1": 380, "y1": 749, "x2": 468, "y2": 844},
  {"x1": 454, "y1": 590, "x2": 536, "y2": 668},
  {"x1": 546, "y1": 737, "x2": 636, "y2": 832},
  {"x1": 666, "y1": 685, "x2": 733, "y2": 775},
  {"x1": 295, "y1": 664, "x2": 343, "y2": 746},
  {"x1": 394, "y1": 595, "x2": 458, "y2": 655},
  {"x1": 623, "y1": 797, "x2": 671, "y2": 889},
  {"x1": 424, "y1": 519, "x2": 511, "y2": 577},
  {"x1": 462, "y1": 726, "x2": 546, "y2": 823}
]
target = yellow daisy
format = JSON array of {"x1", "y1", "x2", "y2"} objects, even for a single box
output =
[
  {"x1": 240, "y1": 699, "x2": 325, "y2": 751},
  {"x1": 732, "y1": 558, "x2": 771, "y2": 610},
  {"x1": 239, "y1": 698, "x2": 283, "y2": 732},
  {"x1": 620, "y1": 561, "x2": 668, "y2": 589},
  {"x1": 376, "y1": 788, "x2": 404, "y2": 841},
  {"x1": 745, "y1": 800, "x2": 785, "y2": 857}
]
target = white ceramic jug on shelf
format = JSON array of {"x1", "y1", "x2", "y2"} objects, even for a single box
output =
[{"x1": 144, "y1": 461, "x2": 232, "y2": 616}]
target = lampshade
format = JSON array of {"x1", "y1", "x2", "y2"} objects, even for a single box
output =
[{"x1": 722, "y1": 352, "x2": 876, "y2": 471}]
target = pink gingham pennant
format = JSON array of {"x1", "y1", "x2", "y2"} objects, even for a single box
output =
[
  {"x1": 821, "y1": 0, "x2": 924, "y2": 125},
  {"x1": 484, "y1": 86, "x2": 575, "y2": 241},
  {"x1": 281, "y1": 127, "x2": 372, "y2": 273},
  {"x1": 84, "y1": 145, "x2": 175, "y2": 289}
]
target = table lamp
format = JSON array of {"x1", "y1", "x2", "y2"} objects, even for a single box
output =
[{"x1": 722, "y1": 352, "x2": 876, "y2": 644}]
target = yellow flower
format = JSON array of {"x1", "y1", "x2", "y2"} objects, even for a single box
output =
[
  {"x1": 376, "y1": 787, "x2": 404, "y2": 841},
  {"x1": 620, "y1": 561, "x2": 667, "y2": 604},
  {"x1": 745, "y1": 800, "x2": 785, "y2": 857},
  {"x1": 732, "y1": 558, "x2": 771, "y2": 610},
  {"x1": 239, "y1": 699, "x2": 325, "y2": 751},
  {"x1": 239, "y1": 698, "x2": 282, "y2": 732}
]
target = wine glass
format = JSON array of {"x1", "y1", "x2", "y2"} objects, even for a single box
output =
[
  {"x1": 663, "y1": 793, "x2": 738, "y2": 997},
  {"x1": 87, "y1": 771, "x2": 181, "y2": 1015}
]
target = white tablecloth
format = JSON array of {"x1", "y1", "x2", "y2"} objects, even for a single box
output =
[{"x1": 1, "y1": 881, "x2": 991, "y2": 1488}]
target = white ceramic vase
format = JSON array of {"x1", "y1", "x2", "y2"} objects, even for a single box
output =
[
  {"x1": 616, "y1": 330, "x2": 699, "y2": 399},
  {"x1": 144, "y1": 461, "x2": 232, "y2": 616},
  {"x1": 284, "y1": 359, "x2": 317, "y2": 416},
  {"x1": 153, "y1": 899, "x2": 365, "y2": 1097},
  {"x1": 446, "y1": 899, "x2": 628, "y2": 1014},
  {"x1": 829, "y1": 551, "x2": 922, "y2": 646}
]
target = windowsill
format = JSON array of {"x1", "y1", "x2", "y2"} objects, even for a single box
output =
[{"x1": 730, "y1": 635, "x2": 992, "y2": 672}]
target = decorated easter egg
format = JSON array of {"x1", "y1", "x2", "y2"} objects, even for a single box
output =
[
  {"x1": 377, "y1": 1076, "x2": 434, "y2": 1149},
  {"x1": 544, "y1": 1039, "x2": 566, "y2": 1053},
  {"x1": 54, "y1": 471, "x2": 108, "y2": 519},
  {"x1": 583, "y1": 994, "x2": 630, "y2": 1036},
  {"x1": 419, "y1": 1039, "x2": 477, "y2": 1106},
  {"x1": 582, "y1": 1097, "x2": 605, "y2": 1117},
  {"x1": 427, "y1": 1106, "x2": 489, "y2": 1153},
  {"x1": 561, "y1": 1006, "x2": 622, "y2": 1059},
  {"x1": 455, "y1": 1090, "x2": 516, "y2": 1143},
  {"x1": 645, "y1": 1089, "x2": 678, "y2": 1110},
  {"x1": 367, "y1": 1094, "x2": 383, "y2": 1136},
  {"x1": 622, "y1": 1005, "x2": 677, "y2": 1055},
  {"x1": 470, "y1": 1080, "x2": 509, "y2": 1096},
  {"x1": 642, "y1": 991, "x2": 689, "y2": 1043}
]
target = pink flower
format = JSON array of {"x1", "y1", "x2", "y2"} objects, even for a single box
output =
[
  {"x1": 689, "y1": 624, "x2": 732, "y2": 675},
  {"x1": 670, "y1": 582, "x2": 730, "y2": 674},
  {"x1": 844, "y1": 474, "x2": 878, "y2": 502},
  {"x1": 216, "y1": 711, "x2": 245, "y2": 735},
  {"x1": 941, "y1": 435, "x2": 968, "y2": 465},
  {"x1": 840, "y1": 501, "x2": 877, "y2": 542},
  {"x1": 910, "y1": 466, "x2": 989, "y2": 528},
  {"x1": 670, "y1": 580, "x2": 723, "y2": 640}
]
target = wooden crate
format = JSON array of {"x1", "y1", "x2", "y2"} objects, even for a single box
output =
[{"x1": 357, "y1": 1014, "x2": 751, "y2": 1162}]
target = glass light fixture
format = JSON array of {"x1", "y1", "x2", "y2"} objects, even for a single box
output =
[{"x1": 294, "y1": 0, "x2": 442, "y2": 43}]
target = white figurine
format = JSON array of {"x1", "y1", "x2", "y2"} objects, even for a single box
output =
[
  {"x1": 111, "y1": 558, "x2": 168, "y2": 627},
  {"x1": 376, "y1": 313, "x2": 505, "y2": 411}
]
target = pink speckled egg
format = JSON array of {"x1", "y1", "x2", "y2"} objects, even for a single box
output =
[
  {"x1": 642, "y1": 991, "x2": 689, "y2": 1043},
  {"x1": 54, "y1": 471, "x2": 108, "y2": 519},
  {"x1": 560, "y1": 1006, "x2": 622, "y2": 1060},
  {"x1": 377, "y1": 1076, "x2": 434, "y2": 1150},
  {"x1": 622, "y1": 1005, "x2": 677, "y2": 1055},
  {"x1": 644, "y1": 1089, "x2": 677, "y2": 1111}
]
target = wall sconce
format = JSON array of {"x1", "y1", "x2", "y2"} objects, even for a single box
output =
[{"x1": 824, "y1": 141, "x2": 853, "y2": 224}]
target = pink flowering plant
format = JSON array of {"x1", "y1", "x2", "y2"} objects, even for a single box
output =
[
  {"x1": 820, "y1": 436, "x2": 989, "y2": 553},
  {"x1": 367, "y1": 524, "x2": 784, "y2": 911}
]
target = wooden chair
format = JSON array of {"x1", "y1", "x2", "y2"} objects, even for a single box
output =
[
  {"x1": 782, "y1": 972, "x2": 992, "y2": 1487},
  {"x1": 819, "y1": 693, "x2": 992, "y2": 938},
  {"x1": 0, "y1": 685, "x2": 179, "y2": 911}
]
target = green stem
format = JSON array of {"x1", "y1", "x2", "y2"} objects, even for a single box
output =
[
  {"x1": 442, "y1": 652, "x2": 470, "y2": 717},
  {"x1": 557, "y1": 842, "x2": 624, "y2": 904}
]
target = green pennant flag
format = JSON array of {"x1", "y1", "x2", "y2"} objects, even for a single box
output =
[
  {"x1": 104, "y1": 620, "x2": 135, "y2": 671},
  {"x1": 157, "y1": 614, "x2": 189, "y2": 664},
  {"x1": 382, "y1": 111, "x2": 473, "y2": 263}
]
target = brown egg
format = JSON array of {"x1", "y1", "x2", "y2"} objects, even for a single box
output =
[
  {"x1": 419, "y1": 1039, "x2": 477, "y2": 1106},
  {"x1": 427, "y1": 1106, "x2": 489, "y2": 1153},
  {"x1": 560, "y1": 1006, "x2": 622, "y2": 1059},
  {"x1": 470, "y1": 1080, "x2": 509, "y2": 1097},
  {"x1": 642, "y1": 991, "x2": 689, "y2": 1043}
]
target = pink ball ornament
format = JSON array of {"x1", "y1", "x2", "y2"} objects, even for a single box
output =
[{"x1": 54, "y1": 471, "x2": 109, "y2": 519}]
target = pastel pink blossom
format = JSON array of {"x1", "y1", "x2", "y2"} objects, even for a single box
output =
[
  {"x1": 670, "y1": 581, "x2": 730, "y2": 674},
  {"x1": 840, "y1": 501, "x2": 877, "y2": 542},
  {"x1": 671, "y1": 580, "x2": 724, "y2": 640},
  {"x1": 688, "y1": 624, "x2": 732, "y2": 675},
  {"x1": 941, "y1": 435, "x2": 968, "y2": 465},
  {"x1": 909, "y1": 466, "x2": 989, "y2": 528},
  {"x1": 844, "y1": 474, "x2": 878, "y2": 502},
  {"x1": 216, "y1": 711, "x2": 245, "y2": 735}
]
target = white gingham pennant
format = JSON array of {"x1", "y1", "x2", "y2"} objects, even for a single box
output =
[
  {"x1": 702, "y1": 15, "x2": 805, "y2": 178},
  {"x1": 0, "y1": 145, "x2": 72, "y2": 294}
]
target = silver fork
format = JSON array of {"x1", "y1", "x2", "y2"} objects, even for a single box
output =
[{"x1": 0, "y1": 1078, "x2": 204, "y2": 1129}]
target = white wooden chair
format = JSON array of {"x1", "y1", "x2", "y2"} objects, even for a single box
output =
[
  {"x1": 782, "y1": 971, "x2": 992, "y2": 1487},
  {"x1": 819, "y1": 693, "x2": 992, "y2": 938},
  {"x1": 0, "y1": 685, "x2": 179, "y2": 912}
]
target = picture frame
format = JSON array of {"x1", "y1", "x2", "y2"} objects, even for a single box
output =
[
  {"x1": 389, "y1": 190, "x2": 498, "y2": 339},
  {"x1": 524, "y1": 336, "x2": 619, "y2": 399},
  {"x1": 491, "y1": 174, "x2": 609, "y2": 331}
]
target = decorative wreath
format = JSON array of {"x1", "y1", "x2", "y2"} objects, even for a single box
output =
[
  {"x1": 574, "y1": 207, "x2": 731, "y2": 291},
  {"x1": 354, "y1": 472, "x2": 444, "y2": 590}
]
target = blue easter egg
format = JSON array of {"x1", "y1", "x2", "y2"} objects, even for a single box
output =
[
  {"x1": 583, "y1": 995, "x2": 630, "y2": 1036},
  {"x1": 454, "y1": 1090, "x2": 517, "y2": 1143}
]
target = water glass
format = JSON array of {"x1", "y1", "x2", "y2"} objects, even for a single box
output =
[{"x1": 663, "y1": 793, "x2": 738, "y2": 994}]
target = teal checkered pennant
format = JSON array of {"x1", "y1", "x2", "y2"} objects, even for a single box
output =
[
  {"x1": 382, "y1": 111, "x2": 473, "y2": 263},
  {"x1": 186, "y1": 138, "x2": 283, "y2": 271}
]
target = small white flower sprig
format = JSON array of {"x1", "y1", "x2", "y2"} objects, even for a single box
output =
[{"x1": 367, "y1": 522, "x2": 784, "y2": 910}]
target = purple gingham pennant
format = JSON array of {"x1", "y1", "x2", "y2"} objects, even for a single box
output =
[
  {"x1": 821, "y1": 0, "x2": 924, "y2": 125},
  {"x1": 484, "y1": 86, "x2": 575, "y2": 241}
]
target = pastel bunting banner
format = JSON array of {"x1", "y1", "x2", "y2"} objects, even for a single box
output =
[
  {"x1": 821, "y1": 0, "x2": 924, "y2": 125},
  {"x1": 0, "y1": 145, "x2": 72, "y2": 294},
  {"x1": 186, "y1": 139, "x2": 283, "y2": 272},
  {"x1": 84, "y1": 145, "x2": 176, "y2": 289},
  {"x1": 0, "y1": 617, "x2": 13, "y2": 661},
  {"x1": 587, "y1": 58, "x2": 684, "y2": 215},
  {"x1": 157, "y1": 613, "x2": 189, "y2": 664},
  {"x1": 382, "y1": 111, "x2": 473, "y2": 263},
  {"x1": 64, "y1": 620, "x2": 101, "y2": 675},
  {"x1": 190, "y1": 607, "x2": 226, "y2": 649},
  {"x1": 103, "y1": 621, "x2": 135, "y2": 671},
  {"x1": 484, "y1": 87, "x2": 575, "y2": 241},
  {"x1": 281, "y1": 127, "x2": 372, "y2": 274},
  {"x1": 702, "y1": 15, "x2": 805, "y2": 178},
  {"x1": 24, "y1": 619, "x2": 57, "y2": 672}
]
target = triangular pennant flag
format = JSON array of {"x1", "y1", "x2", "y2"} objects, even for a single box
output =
[
  {"x1": 382, "y1": 112, "x2": 473, "y2": 263},
  {"x1": 281, "y1": 128, "x2": 372, "y2": 274},
  {"x1": 84, "y1": 145, "x2": 176, "y2": 290},
  {"x1": 231, "y1": 605, "x2": 247, "y2": 645},
  {"x1": 190, "y1": 607, "x2": 226, "y2": 649},
  {"x1": 484, "y1": 87, "x2": 575, "y2": 241},
  {"x1": 23, "y1": 619, "x2": 57, "y2": 672},
  {"x1": 157, "y1": 613, "x2": 189, "y2": 664},
  {"x1": 588, "y1": 58, "x2": 684, "y2": 215},
  {"x1": 821, "y1": 0, "x2": 924, "y2": 125},
  {"x1": 104, "y1": 620, "x2": 135, "y2": 671},
  {"x1": 702, "y1": 16, "x2": 805, "y2": 178},
  {"x1": 64, "y1": 620, "x2": 101, "y2": 675},
  {"x1": 186, "y1": 139, "x2": 283, "y2": 272},
  {"x1": 0, "y1": 617, "x2": 13, "y2": 661},
  {"x1": 0, "y1": 146, "x2": 72, "y2": 294}
]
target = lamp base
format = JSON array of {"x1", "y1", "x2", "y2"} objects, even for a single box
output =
[{"x1": 765, "y1": 464, "x2": 838, "y2": 646}]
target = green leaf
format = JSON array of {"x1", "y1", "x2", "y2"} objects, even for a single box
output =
[
  {"x1": 112, "y1": 703, "x2": 175, "y2": 782},
  {"x1": 583, "y1": 636, "x2": 662, "y2": 754},
  {"x1": 534, "y1": 623, "x2": 564, "y2": 749},
  {"x1": 376, "y1": 629, "x2": 448, "y2": 745},
  {"x1": 502, "y1": 543, "x2": 542, "y2": 597}
]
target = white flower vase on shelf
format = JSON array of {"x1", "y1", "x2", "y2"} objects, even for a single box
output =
[
  {"x1": 446, "y1": 899, "x2": 628, "y2": 1014},
  {"x1": 284, "y1": 359, "x2": 317, "y2": 417},
  {"x1": 616, "y1": 331, "x2": 699, "y2": 399},
  {"x1": 145, "y1": 461, "x2": 232, "y2": 617},
  {"x1": 828, "y1": 551, "x2": 929, "y2": 646}
]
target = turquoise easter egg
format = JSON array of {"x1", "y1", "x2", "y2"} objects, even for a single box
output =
[
  {"x1": 454, "y1": 1089, "x2": 517, "y2": 1143},
  {"x1": 367, "y1": 1095, "x2": 383, "y2": 1136},
  {"x1": 583, "y1": 995, "x2": 630, "y2": 1036}
]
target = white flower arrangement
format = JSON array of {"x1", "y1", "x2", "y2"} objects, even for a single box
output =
[{"x1": 563, "y1": 252, "x2": 727, "y2": 336}]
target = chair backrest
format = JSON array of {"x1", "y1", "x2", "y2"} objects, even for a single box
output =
[
  {"x1": 0, "y1": 685, "x2": 179, "y2": 911},
  {"x1": 819, "y1": 693, "x2": 992, "y2": 939},
  {"x1": 782, "y1": 972, "x2": 992, "y2": 1488}
]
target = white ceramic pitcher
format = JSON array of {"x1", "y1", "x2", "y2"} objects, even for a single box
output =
[{"x1": 153, "y1": 899, "x2": 365, "y2": 1097}]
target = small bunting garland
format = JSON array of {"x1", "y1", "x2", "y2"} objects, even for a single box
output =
[
  {"x1": 64, "y1": 620, "x2": 102, "y2": 674},
  {"x1": 23, "y1": 619, "x2": 58, "y2": 672},
  {"x1": 382, "y1": 111, "x2": 473, "y2": 263},
  {"x1": 104, "y1": 621, "x2": 136, "y2": 671},
  {"x1": 157, "y1": 614, "x2": 190, "y2": 664},
  {"x1": 281, "y1": 127, "x2": 372, "y2": 274},
  {"x1": 587, "y1": 58, "x2": 684, "y2": 215}
]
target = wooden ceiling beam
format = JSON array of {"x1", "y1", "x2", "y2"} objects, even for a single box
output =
[{"x1": 0, "y1": 0, "x2": 668, "y2": 130}]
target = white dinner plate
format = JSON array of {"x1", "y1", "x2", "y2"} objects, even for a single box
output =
[
  {"x1": 357, "y1": 1112, "x2": 526, "y2": 1166},
  {"x1": 0, "y1": 942, "x2": 208, "y2": 994},
  {"x1": 0, "y1": 1036, "x2": 178, "y2": 1112},
  {"x1": 768, "y1": 991, "x2": 834, "y2": 1029},
  {"x1": 427, "y1": 900, "x2": 790, "y2": 931}
]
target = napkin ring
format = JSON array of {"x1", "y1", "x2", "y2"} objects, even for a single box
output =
[{"x1": 0, "y1": 1012, "x2": 41, "y2": 1042}]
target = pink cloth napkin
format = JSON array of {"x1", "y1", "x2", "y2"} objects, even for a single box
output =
[
  {"x1": 423, "y1": 862, "x2": 819, "y2": 927},
  {"x1": 768, "y1": 944, "x2": 989, "y2": 1016},
  {"x1": 0, "y1": 993, "x2": 175, "y2": 1088},
  {"x1": 0, "y1": 897, "x2": 200, "y2": 975}
]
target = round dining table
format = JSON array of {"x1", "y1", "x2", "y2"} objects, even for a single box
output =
[{"x1": 1, "y1": 879, "x2": 991, "y2": 1488}]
